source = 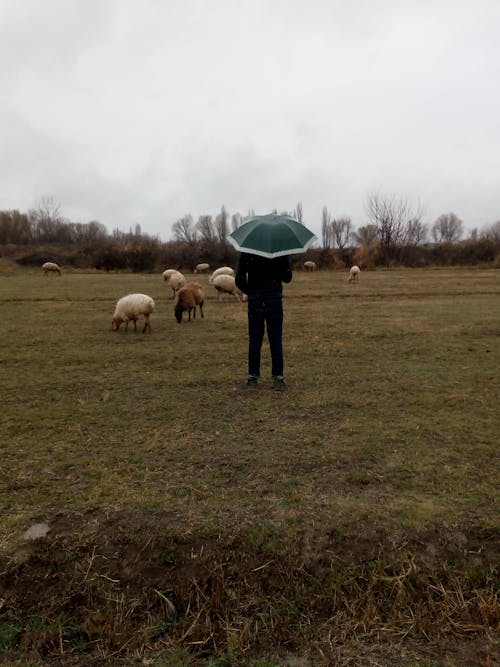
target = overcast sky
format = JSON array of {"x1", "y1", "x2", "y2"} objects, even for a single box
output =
[{"x1": 1, "y1": 0, "x2": 499, "y2": 240}]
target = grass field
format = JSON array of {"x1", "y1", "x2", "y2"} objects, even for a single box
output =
[{"x1": 0, "y1": 264, "x2": 499, "y2": 666}]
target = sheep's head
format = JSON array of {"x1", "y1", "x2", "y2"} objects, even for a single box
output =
[
  {"x1": 111, "y1": 316, "x2": 123, "y2": 331},
  {"x1": 174, "y1": 307, "x2": 183, "y2": 324}
]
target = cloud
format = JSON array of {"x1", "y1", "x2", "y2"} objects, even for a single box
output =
[{"x1": 1, "y1": 0, "x2": 499, "y2": 239}]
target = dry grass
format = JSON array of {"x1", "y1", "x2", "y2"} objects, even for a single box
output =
[{"x1": 0, "y1": 266, "x2": 498, "y2": 665}]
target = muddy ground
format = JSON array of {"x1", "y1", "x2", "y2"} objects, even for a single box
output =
[{"x1": 1, "y1": 510, "x2": 498, "y2": 666}]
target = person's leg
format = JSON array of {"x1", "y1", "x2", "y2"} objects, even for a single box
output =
[
  {"x1": 266, "y1": 300, "x2": 284, "y2": 378},
  {"x1": 248, "y1": 300, "x2": 265, "y2": 378}
]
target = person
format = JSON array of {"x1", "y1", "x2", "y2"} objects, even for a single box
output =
[{"x1": 235, "y1": 252, "x2": 293, "y2": 389}]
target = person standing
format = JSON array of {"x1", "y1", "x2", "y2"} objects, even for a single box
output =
[{"x1": 235, "y1": 252, "x2": 292, "y2": 389}]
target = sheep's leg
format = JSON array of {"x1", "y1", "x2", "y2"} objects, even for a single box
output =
[
  {"x1": 199, "y1": 301, "x2": 204, "y2": 318},
  {"x1": 143, "y1": 315, "x2": 151, "y2": 333}
]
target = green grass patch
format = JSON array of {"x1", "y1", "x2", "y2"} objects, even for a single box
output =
[{"x1": 0, "y1": 267, "x2": 498, "y2": 665}]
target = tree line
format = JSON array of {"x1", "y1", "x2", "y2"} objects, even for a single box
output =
[{"x1": 1, "y1": 196, "x2": 499, "y2": 271}]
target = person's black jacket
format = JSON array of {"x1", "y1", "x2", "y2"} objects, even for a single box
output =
[{"x1": 235, "y1": 253, "x2": 292, "y2": 301}]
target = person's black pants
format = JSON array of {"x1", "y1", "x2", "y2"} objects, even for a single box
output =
[{"x1": 247, "y1": 297, "x2": 284, "y2": 377}]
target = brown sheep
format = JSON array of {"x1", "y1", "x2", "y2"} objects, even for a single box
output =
[{"x1": 174, "y1": 282, "x2": 204, "y2": 323}]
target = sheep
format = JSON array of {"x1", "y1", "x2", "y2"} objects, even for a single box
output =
[
  {"x1": 194, "y1": 262, "x2": 210, "y2": 273},
  {"x1": 166, "y1": 270, "x2": 186, "y2": 298},
  {"x1": 303, "y1": 260, "x2": 316, "y2": 272},
  {"x1": 174, "y1": 282, "x2": 204, "y2": 323},
  {"x1": 209, "y1": 266, "x2": 235, "y2": 284},
  {"x1": 212, "y1": 274, "x2": 244, "y2": 302},
  {"x1": 162, "y1": 268, "x2": 179, "y2": 281},
  {"x1": 42, "y1": 261, "x2": 61, "y2": 276},
  {"x1": 348, "y1": 265, "x2": 361, "y2": 283},
  {"x1": 111, "y1": 293, "x2": 155, "y2": 333}
]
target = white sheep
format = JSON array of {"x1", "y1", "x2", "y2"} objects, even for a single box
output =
[
  {"x1": 348, "y1": 265, "x2": 361, "y2": 283},
  {"x1": 111, "y1": 294, "x2": 155, "y2": 333},
  {"x1": 209, "y1": 266, "x2": 235, "y2": 284},
  {"x1": 212, "y1": 274, "x2": 244, "y2": 302},
  {"x1": 303, "y1": 260, "x2": 316, "y2": 272},
  {"x1": 166, "y1": 270, "x2": 186, "y2": 298},
  {"x1": 194, "y1": 262, "x2": 210, "y2": 273},
  {"x1": 174, "y1": 282, "x2": 204, "y2": 323},
  {"x1": 162, "y1": 268, "x2": 179, "y2": 281},
  {"x1": 42, "y1": 261, "x2": 61, "y2": 276}
]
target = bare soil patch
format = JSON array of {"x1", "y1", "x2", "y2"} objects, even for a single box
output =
[{"x1": 1, "y1": 510, "x2": 498, "y2": 665}]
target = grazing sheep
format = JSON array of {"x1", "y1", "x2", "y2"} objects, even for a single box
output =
[
  {"x1": 162, "y1": 268, "x2": 178, "y2": 281},
  {"x1": 212, "y1": 274, "x2": 244, "y2": 302},
  {"x1": 303, "y1": 260, "x2": 316, "y2": 272},
  {"x1": 167, "y1": 270, "x2": 186, "y2": 298},
  {"x1": 348, "y1": 265, "x2": 361, "y2": 283},
  {"x1": 194, "y1": 262, "x2": 210, "y2": 273},
  {"x1": 112, "y1": 294, "x2": 155, "y2": 333},
  {"x1": 174, "y1": 282, "x2": 204, "y2": 323},
  {"x1": 42, "y1": 262, "x2": 61, "y2": 276},
  {"x1": 209, "y1": 266, "x2": 235, "y2": 284}
]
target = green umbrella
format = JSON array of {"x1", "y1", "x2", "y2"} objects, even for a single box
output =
[{"x1": 227, "y1": 214, "x2": 317, "y2": 259}]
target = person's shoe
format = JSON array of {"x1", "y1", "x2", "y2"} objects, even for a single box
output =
[
  {"x1": 246, "y1": 375, "x2": 259, "y2": 387},
  {"x1": 273, "y1": 375, "x2": 286, "y2": 390}
]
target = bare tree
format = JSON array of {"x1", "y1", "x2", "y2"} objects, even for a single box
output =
[
  {"x1": 70, "y1": 220, "x2": 108, "y2": 244},
  {"x1": 172, "y1": 215, "x2": 197, "y2": 246},
  {"x1": 231, "y1": 213, "x2": 242, "y2": 231},
  {"x1": 37, "y1": 196, "x2": 61, "y2": 222},
  {"x1": 366, "y1": 192, "x2": 424, "y2": 262},
  {"x1": 196, "y1": 215, "x2": 216, "y2": 246},
  {"x1": 431, "y1": 213, "x2": 463, "y2": 243},
  {"x1": 0, "y1": 210, "x2": 32, "y2": 243},
  {"x1": 481, "y1": 220, "x2": 500, "y2": 241},
  {"x1": 405, "y1": 218, "x2": 428, "y2": 246},
  {"x1": 331, "y1": 217, "x2": 352, "y2": 249},
  {"x1": 215, "y1": 205, "x2": 229, "y2": 244},
  {"x1": 28, "y1": 196, "x2": 67, "y2": 242},
  {"x1": 321, "y1": 206, "x2": 332, "y2": 248},
  {"x1": 366, "y1": 193, "x2": 410, "y2": 247},
  {"x1": 294, "y1": 202, "x2": 303, "y2": 222},
  {"x1": 353, "y1": 224, "x2": 379, "y2": 247}
]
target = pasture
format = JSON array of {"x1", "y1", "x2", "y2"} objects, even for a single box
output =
[{"x1": 0, "y1": 264, "x2": 498, "y2": 666}]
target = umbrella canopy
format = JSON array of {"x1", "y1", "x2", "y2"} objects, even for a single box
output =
[{"x1": 228, "y1": 214, "x2": 317, "y2": 259}]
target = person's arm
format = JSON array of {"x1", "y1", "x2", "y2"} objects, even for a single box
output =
[
  {"x1": 281, "y1": 256, "x2": 292, "y2": 284},
  {"x1": 235, "y1": 254, "x2": 249, "y2": 294}
]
